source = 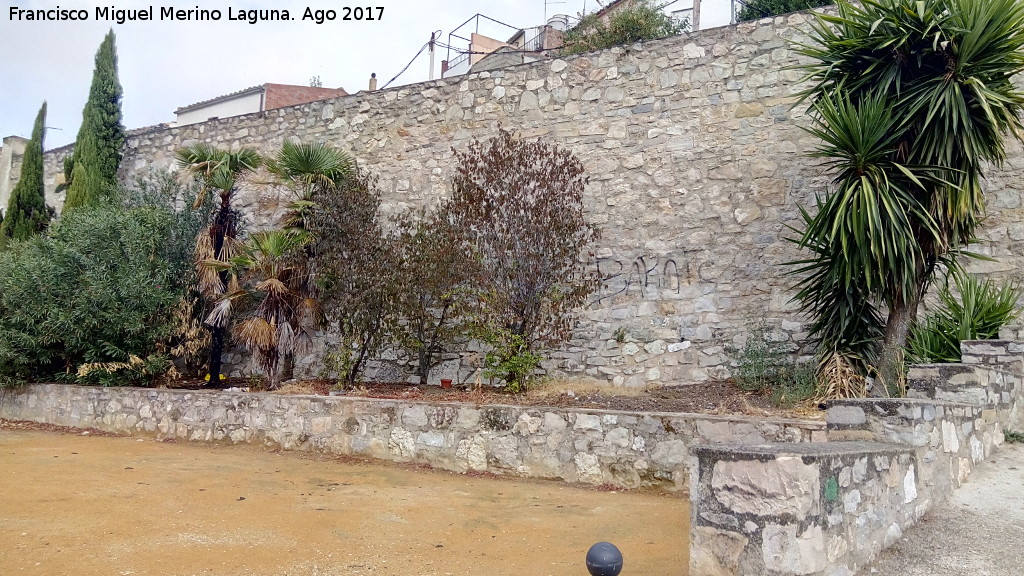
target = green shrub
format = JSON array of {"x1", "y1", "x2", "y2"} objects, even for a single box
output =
[
  {"x1": 731, "y1": 321, "x2": 818, "y2": 406},
  {"x1": 482, "y1": 330, "x2": 544, "y2": 393},
  {"x1": 736, "y1": 0, "x2": 831, "y2": 23},
  {"x1": 770, "y1": 362, "x2": 818, "y2": 408},
  {"x1": 562, "y1": 1, "x2": 687, "y2": 56},
  {"x1": 907, "y1": 272, "x2": 1021, "y2": 363},
  {"x1": 731, "y1": 322, "x2": 789, "y2": 392},
  {"x1": 0, "y1": 171, "x2": 207, "y2": 385},
  {"x1": 1004, "y1": 430, "x2": 1024, "y2": 443}
]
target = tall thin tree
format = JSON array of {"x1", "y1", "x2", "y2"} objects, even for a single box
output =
[
  {"x1": 176, "y1": 143, "x2": 261, "y2": 384},
  {"x1": 64, "y1": 30, "x2": 125, "y2": 210},
  {"x1": 1, "y1": 102, "x2": 50, "y2": 244}
]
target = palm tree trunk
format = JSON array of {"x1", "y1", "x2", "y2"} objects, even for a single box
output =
[
  {"x1": 281, "y1": 352, "x2": 295, "y2": 382},
  {"x1": 877, "y1": 293, "x2": 917, "y2": 396},
  {"x1": 207, "y1": 194, "x2": 233, "y2": 384},
  {"x1": 208, "y1": 327, "x2": 225, "y2": 385}
]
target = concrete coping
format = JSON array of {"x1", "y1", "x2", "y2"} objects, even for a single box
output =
[
  {"x1": 909, "y1": 363, "x2": 1019, "y2": 377},
  {"x1": 826, "y1": 397, "x2": 979, "y2": 410},
  {"x1": 692, "y1": 441, "x2": 909, "y2": 460},
  {"x1": 961, "y1": 339, "x2": 1018, "y2": 347}
]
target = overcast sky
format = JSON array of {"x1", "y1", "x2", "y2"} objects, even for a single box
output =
[{"x1": 1, "y1": 0, "x2": 734, "y2": 149}]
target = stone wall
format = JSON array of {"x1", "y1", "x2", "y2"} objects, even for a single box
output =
[
  {"x1": 28, "y1": 9, "x2": 1024, "y2": 385},
  {"x1": 0, "y1": 383, "x2": 823, "y2": 491},
  {"x1": 689, "y1": 340, "x2": 1023, "y2": 575},
  {"x1": 0, "y1": 135, "x2": 28, "y2": 214},
  {"x1": 690, "y1": 442, "x2": 919, "y2": 576}
]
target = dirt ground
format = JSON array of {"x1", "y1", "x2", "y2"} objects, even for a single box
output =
[
  {"x1": 182, "y1": 377, "x2": 816, "y2": 420},
  {"x1": 0, "y1": 423, "x2": 689, "y2": 576}
]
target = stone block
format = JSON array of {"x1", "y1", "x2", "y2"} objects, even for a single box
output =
[
  {"x1": 402, "y1": 406, "x2": 428, "y2": 428},
  {"x1": 826, "y1": 406, "x2": 866, "y2": 427},
  {"x1": 761, "y1": 524, "x2": 826, "y2": 575},
  {"x1": 690, "y1": 526, "x2": 748, "y2": 576},
  {"x1": 650, "y1": 439, "x2": 688, "y2": 467},
  {"x1": 711, "y1": 456, "x2": 820, "y2": 518},
  {"x1": 573, "y1": 414, "x2": 603, "y2": 432},
  {"x1": 574, "y1": 453, "x2": 602, "y2": 483}
]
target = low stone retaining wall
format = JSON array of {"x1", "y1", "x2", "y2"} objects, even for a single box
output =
[
  {"x1": 690, "y1": 442, "x2": 919, "y2": 576},
  {"x1": 0, "y1": 383, "x2": 823, "y2": 491},
  {"x1": 907, "y1": 339, "x2": 1024, "y2": 431},
  {"x1": 7, "y1": 342, "x2": 1020, "y2": 573},
  {"x1": 827, "y1": 398, "x2": 995, "y2": 496},
  {"x1": 689, "y1": 340, "x2": 1024, "y2": 575}
]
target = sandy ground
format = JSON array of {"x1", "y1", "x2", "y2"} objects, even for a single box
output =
[
  {"x1": 865, "y1": 443, "x2": 1024, "y2": 575},
  {"x1": 0, "y1": 429, "x2": 689, "y2": 576}
]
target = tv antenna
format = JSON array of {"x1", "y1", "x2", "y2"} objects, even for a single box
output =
[{"x1": 545, "y1": 0, "x2": 567, "y2": 21}]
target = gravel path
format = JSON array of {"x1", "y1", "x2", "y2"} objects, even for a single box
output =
[{"x1": 865, "y1": 443, "x2": 1024, "y2": 575}]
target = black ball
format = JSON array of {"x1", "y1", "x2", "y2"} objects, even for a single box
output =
[{"x1": 586, "y1": 541, "x2": 623, "y2": 576}]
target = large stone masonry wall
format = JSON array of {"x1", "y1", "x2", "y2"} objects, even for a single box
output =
[
  {"x1": 34, "y1": 10, "x2": 1024, "y2": 386},
  {"x1": 689, "y1": 340, "x2": 1023, "y2": 575},
  {"x1": 0, "y1": 383, "x2": 823, "y2": 492}
]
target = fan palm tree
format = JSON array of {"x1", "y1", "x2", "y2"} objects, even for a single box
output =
[
  {"x1": 790, "y1": 0, "x2": 1024, "y2": 394},
  {"x1": 265, "y1": 140, "x2": 354, "y2": 232},
  {"x1": 175, "y1": 143, "x2": 261, "y2": 383},
  {"x1": 206, "y1": 229, "x2": 319, "y2": 389},
  {"x1": 264, "y1": 140, "x2": 355, "y2": 378}
]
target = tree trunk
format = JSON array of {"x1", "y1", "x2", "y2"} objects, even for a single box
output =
[
  {"x1": 208, "y1": 326, "x2": 224, "y2": 385},
  {"x1": 418, "y1": 346, "x2": 429, "y2": 386},
  {"x1": 206, "y1": 193, "x2": 233, "y2": 385},
  {"x1": 281, "y1": 352, "x2": 295, "y2": 382},
  {"x1": 417, "y1": 322, "x2": 432, "y2": 386},
  {"x1": 877, "y1": 293, "x2": 918, "y2": 397}
]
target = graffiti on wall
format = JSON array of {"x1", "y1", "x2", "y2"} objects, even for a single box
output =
[{"x1": 592, "y1": 254, "x2": 689, "y2": 305}]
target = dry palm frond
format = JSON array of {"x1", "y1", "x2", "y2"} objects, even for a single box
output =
[
  {"x1": 159, "y1": 296, "x2": 211, "y2": 379},
  {"x1": 814, "y1": 350, "x2": 867, "y2": 402},
  {"x1": 256, "y1": 195, "x2": 286, "y2": 214},
  {"x1": 205, "y1": 295, "x2": 236, "y2": 328},
  {"x1": 256, "y1": 277, "x2": 288, "y2": 296},
  {"x1": 219, "y1": 235, "x2": 242, "y2": 262},
  {"x1": 77, "y1": 355, "x2": 146, "y2": 378},
  {"x1": 238, "y1": 317, "x2": 277, "y2": 351},
  {"x1": 169, "y1": 312, "x2": 209, "y2": 357},
  {"x1": 194, "y1": 229, "x2": 223, "y2": 297}
]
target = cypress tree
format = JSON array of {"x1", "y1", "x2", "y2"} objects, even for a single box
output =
[
  {"x1": 1, "y1": 102, "x2": 50, "y2": 244},
  {"x1": 65, "y1": 30, "x2": 124, "y2": 209}
]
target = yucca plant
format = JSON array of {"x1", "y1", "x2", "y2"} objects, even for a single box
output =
[
  {"x1": 907, "y1": 271, "x2": 1021, "y2": 363},
  {"x1": 790, "y1": 0, "x2": 1024, "y2": 394}
]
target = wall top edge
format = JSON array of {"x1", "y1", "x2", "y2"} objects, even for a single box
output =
[
  {"x1": 692, "y1": 441, "x2": 909, "y2": 459},
  {"x1": 826, "y1": 397, "x2": 981, "y2": 409},
  {"x1": 14, "y1": 383, "x2": 825, "y2": 428}
]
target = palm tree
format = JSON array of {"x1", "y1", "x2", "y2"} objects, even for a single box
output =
[
  {"x1": 206, "y1": 229, "x2": 319, "y2": 389},
  {"x1": 175, "y1": 143, "x2": 261, "y2": 383},
  {"x1": 265, "y1": 140, "x2": 354, "y2": 233},
  {"x1": 265, "y1": 140, "x2": 354, "y2": 379},
  {"x1": 790, "y1": 0, "x2": 1024, "y2": 394}
]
